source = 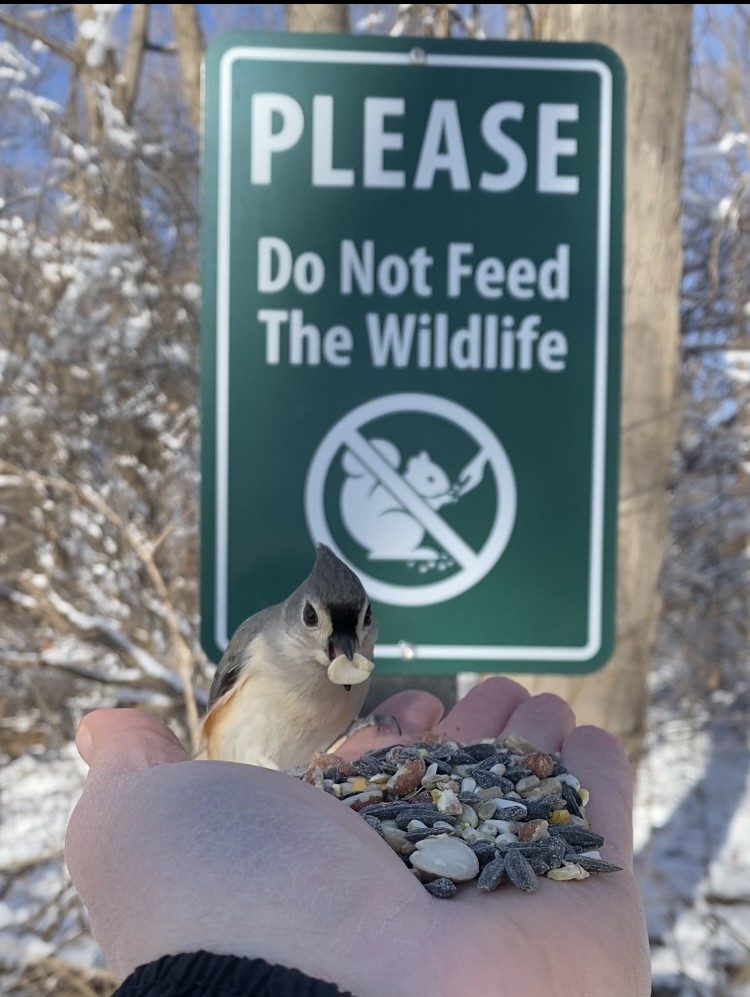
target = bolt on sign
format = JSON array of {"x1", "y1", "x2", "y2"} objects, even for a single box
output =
[{"x1": 201, "y1": 32, "x2": 625, "y2": 675}]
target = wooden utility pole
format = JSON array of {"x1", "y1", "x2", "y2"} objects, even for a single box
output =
[{"x1": 513, "y1": 5, "x2": 693, "y2": 759}]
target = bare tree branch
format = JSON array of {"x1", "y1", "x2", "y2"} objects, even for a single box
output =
[
  {"x1": 121, "y1": 3, "x2": 149, "y2": 121},
  {"x1": 0, "y1": 8, "x2": 81, "y2": 64},
  {"x1": 0, "y1": 458, "x2": 202, "y2": 748}
]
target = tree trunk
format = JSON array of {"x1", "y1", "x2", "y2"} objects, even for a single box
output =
[
  {"x1": 170, "y1": 4, "x2": 204, "y2": 131},
  {"x1": 72, "y1": 3, "x2": 143, "y2": 237},
  {"x1": 286, "y1": 4, "x2": 349, "y2": 33},
  {"x1": 505, "y1": 4, "x2": 531, "y2": 39},
  {"x1": 121, "y1": 4, "x2": 149, "y2": 121},
  {"x1": 506, "y1": 5, "x2": 693, "y2": 761}
]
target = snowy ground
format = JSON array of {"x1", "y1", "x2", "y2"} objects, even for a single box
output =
[
  {"x1": 636, "y1": 675, "x2": 750, "y2": 996},
  {"x1": 1, "y1": 667, "x2": 749, "y2": 995}
]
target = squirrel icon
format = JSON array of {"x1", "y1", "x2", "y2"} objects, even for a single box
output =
[{"x1": 340, "y1": 438, "x2": 455, "y2": 561}]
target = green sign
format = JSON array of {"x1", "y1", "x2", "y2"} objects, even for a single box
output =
[{"x1": 201, "y1": 32, "x2": 624, "y2": 675}]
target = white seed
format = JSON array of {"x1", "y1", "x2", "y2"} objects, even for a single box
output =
[
  {"x1": 461, "y1": 776, "x2": 477, "y2": 793},
  {"x1": 495, "y1": 831, "x2": 520, "y2": 846},
  {"x1": 410, "y1": 834, "x2": 480, "y2": 882},
  {"x1": 537, "y1": 777, "x2": 563, "y2": 795},
  {"x1": 434, "y1": 788, "x2": 463, "y2": 814},
  {"x1": 433, "y1": 820, "x2": 456, "y2": 832},
  {"x1": 493, "y1": 798, "x2": 528, "y2": 816},
  {"x1": 380, "y1": 823, "x2": 407, "y2": 851},
  {"x1": 461, "y1": 827, "x2": 495, "y2": 844},
  {"x1": 560, "y1": 773, "x2": 581, "y2": 791},
  {"x1": 483, "y1": 819, "x2": 520, "y2": 835},
  {"x1": 516, "y1": 775, "x2": 541, "y2": 794},
  {"x1": 453, "y1": 764, "x2": 476, "y2": 778},
  {"x1": 459, "y1": 804, "x2": 479, "y2": 829},
  {"x1": 407, "y1": 819, "x2": 428, "y2": 831},
  {"x1": 489, "y1": 762, "x2": 507, "y2": 775},
  {"x1": 521, "y1": 788, "x2": 545, "y2": 802},
  {"x1": 343, "y1": 789, "x2": 384, "y2": 808}
]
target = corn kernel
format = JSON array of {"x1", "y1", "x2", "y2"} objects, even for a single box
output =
[{"x1": 549, "y1": 808, "x2": 571, "y2": 825}]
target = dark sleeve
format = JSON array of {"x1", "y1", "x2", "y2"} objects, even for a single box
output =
[{"x1": 114, "y1": 951, "x2": 355, "y2": 996}]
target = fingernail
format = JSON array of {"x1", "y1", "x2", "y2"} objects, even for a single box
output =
[{"x1": 75, "y1": 718, "x2": 94, "y2": 764}]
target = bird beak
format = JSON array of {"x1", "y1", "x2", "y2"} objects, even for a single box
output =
[{"x1": 328, "y1": 632, "x2": 356, "y2": 661}]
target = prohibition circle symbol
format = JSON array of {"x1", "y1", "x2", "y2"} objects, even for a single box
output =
[{"x1": 304, "y1": 393, "x2": 517, "y2": 607}]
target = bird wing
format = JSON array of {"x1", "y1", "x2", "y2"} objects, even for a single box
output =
[{"x1": 207, "y1": 607, "x2": 276, "y2": 708}]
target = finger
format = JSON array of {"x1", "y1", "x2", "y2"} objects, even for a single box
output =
[
  {"x1": 498, "y1": 692, "x2": 577, "y2": 752},
  {"x1": 336, "y1": 690, "x2": 445, "y2": 759},
  {"x1": 370, "y1": 689, "x2": 446, "y2": 735},
  {"x1": 561, "y1": 725, "x2": 634, "y2": 867},
  {"x1": 435, "y1": 677, "x2": 530, "y2": 741},
  {"x1": 76, "y1": 708, "x2": 189, "y2": 778}
]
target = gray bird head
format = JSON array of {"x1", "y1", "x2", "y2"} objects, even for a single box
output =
[
  {"x1": 282, "y1": 544, "x2": 378, "y2": 667},
  {"x1": 207, "y1": 545, "x2": 378, "y2": 711}
]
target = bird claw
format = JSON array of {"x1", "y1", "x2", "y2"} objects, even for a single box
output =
[{"x1": 326, "y1": 712, "x2": 402, "y2": 753}]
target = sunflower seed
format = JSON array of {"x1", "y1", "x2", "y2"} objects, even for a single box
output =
[
  {"x1": 360, "y1": 801, "x2": 412, "y2": 819},
  {"x1": 469, "y1": 840, "x2": 497, "y2": 866},
  {"x1": 548, "y1": 826, "x2": 605, "y2": 849},
  {"x1": 463, "y1": 742, "x2": 500, "y2": 761},
  {"x1": 504, "y1": 848, "x2": 539, "y2": 893},
  {"x1": 561, "y1": 781, "x2": 583, "y2": 818},
  {"x1": 566, "y1": 854, "x2": 623, "y2": 874},
  {"x1": 543, "y1": 835, "x2": 568, "y2": 868},
  {"x1": 458, "y1": 791, "x2": 482, "y2": 805},
  {"x1": 394, "y1": 808, "x2": 457, "y2": 829},
  {"x1": 472, "y1": 768, "x2": 511, "y2": 790},
  {"x1": 472, "y1": 752, "x2": 512, "y2": 772},
  {"x1": 362, "y1": 814, "x2": 384, "y2": 836},
  {"x1": 405, "y1": 826, "x2": 457, "y2": 842},
  {"x1": 424, "y1": 877, "x2": 458, "y2": 899},
  {"x1": 477, "y1": 856, "x2": 508, "y2": 892},
  {"x1": 352, "y1": 755, "x2": 384, "y2": 778}
]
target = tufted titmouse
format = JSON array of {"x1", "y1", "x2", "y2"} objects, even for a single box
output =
[{"x1": 202, "y1": 544, "x2": 378, "y2": 770}]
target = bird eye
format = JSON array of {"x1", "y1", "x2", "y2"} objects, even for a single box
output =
[
  {"x1": 363, "y1": 604, "x2": 372, "y2": 627},
  {"x1": 302, "y1": 601, "x2": 318, "y2": 627}
]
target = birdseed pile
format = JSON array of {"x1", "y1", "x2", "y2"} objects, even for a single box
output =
[{"x1": 301, "y1": 733, "x2": 621, "y2": 898}]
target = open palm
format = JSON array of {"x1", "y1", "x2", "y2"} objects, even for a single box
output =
[{"x1": 65, "y1": 678, "x2": 650, "y2": 996}]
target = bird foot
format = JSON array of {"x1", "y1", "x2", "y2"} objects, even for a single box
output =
[{"x1": 326, "y1": 712, "x2": 402, "y2": 753}]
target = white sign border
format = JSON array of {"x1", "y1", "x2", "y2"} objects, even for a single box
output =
[{"x1": 213, "y1": 44, "x2": 614, "y2": 664}]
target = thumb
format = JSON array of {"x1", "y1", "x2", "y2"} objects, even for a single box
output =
[{"x1": 76, "y1": 708, "x2": 189, "y2": 778}]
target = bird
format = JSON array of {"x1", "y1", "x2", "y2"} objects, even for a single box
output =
[{"x1": 202, "y1": 544, "x2": 378, "y2": 770}]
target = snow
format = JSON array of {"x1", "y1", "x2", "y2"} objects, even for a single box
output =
[
  {"x1": 77, "y1": 6, "x2": 122, "y2": 69},
  {"x1": 634, "y1": 636, "x2": 750, "y2": 996},
  {"x1": 0, "y1": 746, "x2": 104, "y2": 977}
]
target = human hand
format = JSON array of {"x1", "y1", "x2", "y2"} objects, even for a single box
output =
[{"x1": 65, "y1": 678, "x2": 650, "y2": 996}]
